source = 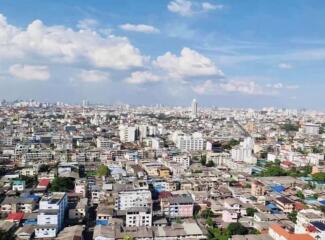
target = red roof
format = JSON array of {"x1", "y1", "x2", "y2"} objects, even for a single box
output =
[
  {"x1": 38, "y1": 179, "x2": 50, "y2": 187},
  {"x1": 158, "y1": 191, "x2": 172, "y2": 199},
  {"x1": 281, "y1": 160, "x2": 295, "y2": 166},
  {"x1": 306, "y1": 225, "x2": 317, "y2": 233},
  {"x1": 7, "y1": 212, "x2": 24, "y2": 221},
  {"x1": 294, "y1": 202, "x2": 305, "y2": 210}
]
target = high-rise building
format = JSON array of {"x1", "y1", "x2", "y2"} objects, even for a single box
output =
[
  {"x1": 174, "y1": 132, "x2": 205, "y2": 152},
  {"x1": 119, "y1": 125, "x2": 137, "y2": 143},
  {"x1": 191, "y1": 98, "x2": 198, "y2": 118},
  {"x1": 82, "y1": 99, "x2": 88, "y2": 108}
]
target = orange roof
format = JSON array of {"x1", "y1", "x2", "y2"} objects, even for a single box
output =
[
  {"x1": 294, "y1": 202, "x2": 305, "y2": 210},
  {"x1": 270, "y1": 224, "x2": 314, "y2": 240}
]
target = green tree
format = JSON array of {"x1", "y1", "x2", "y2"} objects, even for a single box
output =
[
  {"x1": 312, "y1": 172, "x2": 325, "y2": 182},
  {"x1": 39, "y1": 164, "x2": 50, "y2": 173},
  {"x1": 20, "y1": 175, "x2": 38, "y2": 188},
  {"x1": 200, "y1": 155, "x2": 207, "y2": 166},
  {"x1": 0, "y1": 230, "x2": 14, "y2": 240},
  {"x1": 246, "y1": 208, "x2": 258, "y2": 217},
  {"x1": 50, "y1": 177, "x2": 74, "y2": 192},
  {"x1": 123, "y1": 234, "x2": 134, "y2": 240},
  {"x1": 259, "y1": 165, "x2": 287, "y2": 177},
  {"x1": 208, "y1": 227, "x2": 228, "y2": 240},
  {"x1": 281, "y1": 122, "x2": 299, "y2": 132},
  {"x1": 223, "y1": 139, "x2": 240, "y2": 150},
  {"x1": 201, "y1": 208, "x2": 213, "y2": 219},
  {"x1": 318, "y1": 205, "x2": 325, "y2": 214},
  {"x1": 175, "y1": 217, "x2": 183, "y2": 224},
  {"x1": 96, "y1": 164, "x2": 110, "y2": 177},
  {"x1": 226, "y1": 223, "x2": 249, "y2": 236},
  {"x1": 296, "y1": 190, "x2": 305, "y2": 199},
  {"x1": 288, "y1": 211, "x2": 298, "y2": 223},
  {"x1": 206, "y1": 216, "x2": 214, "y2": 226},
  {"x1": 206, "y1": 160, "x2": 215, "y2": 167}
]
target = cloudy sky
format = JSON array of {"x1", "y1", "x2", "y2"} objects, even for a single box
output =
[{"x1": 0, "y1": 0, "x2": 324, "y2": 108}]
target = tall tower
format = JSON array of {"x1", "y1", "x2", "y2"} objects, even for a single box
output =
[{"x1": 191, "y1": 98, "x2": 198, "y2": 119}]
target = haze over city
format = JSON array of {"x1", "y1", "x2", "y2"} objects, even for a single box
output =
[{"x1": 0, "y1": 1, "x2": 325, "y2": 108}]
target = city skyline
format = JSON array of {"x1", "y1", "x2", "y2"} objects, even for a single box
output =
[{"x1": 1, "y1": 1, "x2": 325, "y2": 109}]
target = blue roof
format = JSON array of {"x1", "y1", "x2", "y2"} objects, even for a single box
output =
[
  {"x1": 266, "y1": 203, "x2": 277, "y2": 209},
  {"x1": 319, "y1": 200, "x2": 325, "y2": 205},
  {"x1": 271, "y1": 185, "x2": 285, "y2": 193},
  {"x1": 311, "y1": 221, "x2": 325, "y2": 231},
  {"x1": 21, "y1": 193, "x2": 40, "y2": 201}
]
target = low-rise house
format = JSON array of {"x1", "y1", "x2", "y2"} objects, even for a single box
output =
[
  {"x1": 161, "y1": 194, "x2": 194, "y2": 218},
  {"x1": 295, "y1": 209, "x2": 324, "y2": 238},
  {"x1": 1, "y1": 197, "x2": 36, "y2": 213},
  {"x1": 6, "y1": 212, "x2": 25, "y2": 224},
  {"x1": 15, "y1": 225, "x2": 35, "y2": 240},
  {"x1": 96, "y1": 205, "x2": 113, "y2": 226},
  {"x1": 20, "y1": 167, "x2": 37, "y2": 177},
  {"x1": 269, "y1": 224, "x2": 314, "y2": 240},
  {"x1": 275, "y1": 197, "x2": 294, "y2": 213},
  {"x1": 251, "y1": 180, "x2": 266, "y2": 197},
  {"x1": 12, "y1": 180, "x2": 26, "y2": 192},
  {"x1": 55, "y1": 225, "x2": 84, "y2": 240},
  {"x1": 75, "y1": 179, "x2": 87, "y2": 198},
  {"x1": 222, "y1": 198, "x2": 247, "y2": 223},
  {"x1": 36, "y1": 179, "x2": 50, "y2": 191},
  {"x1": 68, "y1": 198, "x2": 87, "y2": 221},
  {"x1": 93, "y1": 219, "x2": 207, "y2": 240}
]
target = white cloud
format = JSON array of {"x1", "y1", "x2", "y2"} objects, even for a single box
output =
[
  {"x1": 78, "y1": 70, "x2": 109, "y2": 82},
  {"x1": 192, "y1": 78, "x2": 299, "y2": 96},
  {"x1": 167, "y1": 0, "x2": 223, "y2": 16},
  {"x1": 220, "y1": 80, "x2": 265, "y2": 95},
  {"x1": 9, "y1": 64, "x2": 50, "y2": 81},
  {"x1": 168, "y1": 0, "x2": 193, "y2": 16},
  {"x1": 120, "y1": 24, "x2": 159, "y2": 33},
  {"x1": 154, "y1": 47, "x2": 224, "y2": 79},
  {"x1": 77, "y1": 18, "x2": 98, "y2": 30},
  {"x1": 126, "y1": 71, "x2": 161, "y2": 84},
  {"x1": 278, "y1": 63, "x2": 293, "y2": 69},
  {"x1": 192, "y1": 80, "x2": 219, "y2": 95},
  {"x1": 202, "y1": 2, "x2": 224, "y2": 11},
  {"x1": 0, "y1": 14, "x2": 145, "y2": 70},
  {"x1": 266, "y1": 82, "x2": 299, "y2": 89}
]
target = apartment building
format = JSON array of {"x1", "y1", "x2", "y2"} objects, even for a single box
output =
[
  {"x1": 161, "y1": 194, "x2": 194, "y2": 218},
  {"x1": 174, "y1": 132, "x2": 205, "y2": 152},
  {"x1": 74, "y1": 179, "x2": 87, "y2": 198},
  {"x1": 119, "y1": 125, "x2": 137, "y2": 143},
  {"x1": 251, "y1": 180, "x2": 266, "y2": 197},
  {"x1": 115, "y1": 189, "x2": 152, "y2": 211},
  {"x1": 35, "y1": 192, "x2": 68, "y2": 238},
  {"x1": 275, "y1": 197, "x2": 294, "y2": 213},
  {"x1": 126, "y1": 207, "x2": 152, "y2": 227}
]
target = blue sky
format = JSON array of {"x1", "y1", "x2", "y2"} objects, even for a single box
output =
[{"x1": 0, "y1": 0, "x2": 325, "y2": 109}]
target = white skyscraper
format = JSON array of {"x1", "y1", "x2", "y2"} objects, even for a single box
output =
[
  {"x1": 191, "y1": 98, "x2": 198, "y2": 118},
  {"x1": 119, "y1": 125, "x2": 137, "y2": 143}
]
